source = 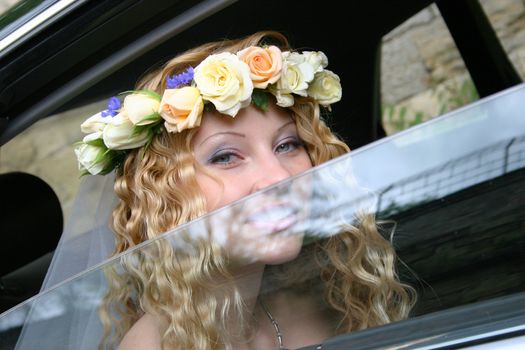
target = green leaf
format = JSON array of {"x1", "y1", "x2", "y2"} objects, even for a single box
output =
[
  {"x1": 252, "y1": 89, "x2": 269, "y2": 112},
  {"x1": 93, "y1": 149, "x2": 110, "y2": 165},
  {"x1": 203, "y1": 101, "x2": 215, "y2": 112},
  {"x1": 398, "y1": 106, "x2": 407, "y2": 122},
  {"x1": 85, "y1": 138, "x2": 106, "y2": 148},
  {"x1": 131, "y1": 124, "x2": 149, "y2": 137},
  {"x1": 140, "y1": 112, "x2": 161, "y2": 123}
]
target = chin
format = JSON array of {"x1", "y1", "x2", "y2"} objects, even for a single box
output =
[{"x1": 256, "y1": 234, "x2": 304, "y2": 265}]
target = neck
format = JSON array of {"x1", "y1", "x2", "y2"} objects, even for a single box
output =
[
  {"x1": 230, "y1": 262, "x2": 266, "y2": 312},
  {"x1": 252, "y1": 289, "x2": 337, "y2": 350}
]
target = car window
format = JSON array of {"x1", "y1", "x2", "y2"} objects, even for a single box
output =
[
  {"x1": 0, "y1": 0, "x2": 51, "y2": 39},
  {"x1": 1, "y1": 82, "x2": 523, "y2": 349},
  {"x1": 381, "y1": 3, "x2": 479, "y2": 135},
  {"x1": 478, "y1": 0, "x2": 525, "y2": 81},
  {"x1": 0, "y1": 100, "x2": 105, "y2": 222},
  {"x1": 0, "y1": 0, "x2": 81, "y2": 54}
]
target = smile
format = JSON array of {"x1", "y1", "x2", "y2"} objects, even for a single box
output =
[{"x1": 246, "y1": 204, "x2": 298, "y2": 233}]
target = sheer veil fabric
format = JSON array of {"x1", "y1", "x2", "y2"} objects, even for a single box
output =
[
  {"x1": 14, "y1": 175, "x2": 118, "y2": 349},
  {"x1": 11, "y1": 154, "x2": 375, "y2": 349},
  {"x1": 42, "y1": 173, "x2": 117, "y2": 291}
]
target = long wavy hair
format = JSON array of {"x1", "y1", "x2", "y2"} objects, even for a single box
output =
[{"x1": 98, "y1": 30, "x2": 415, "y2": 349}]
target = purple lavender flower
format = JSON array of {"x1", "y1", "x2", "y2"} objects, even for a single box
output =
[
  {"x1": 166, "y1": 67, "x2": 194, "y2": 89},
  {"x1": 101, "y1": 96, "x2": 121, "y2": 117}
]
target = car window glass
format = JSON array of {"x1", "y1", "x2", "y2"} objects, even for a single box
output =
[
  {"x1": 1, "y1": 83, "x2": 523, "y2": 349},
  {"x1": 0, "y1": 0, "x2": 47, "y2": 36},
  {"x1": 0, "y1": 0, "x2": 25, "y2": 18},
  {"x1": 381, "y1": 3, "x2": 479, "y2": 135},
  {"x1": 0, "y1": 100, "x2": 105, "y2": 223}
]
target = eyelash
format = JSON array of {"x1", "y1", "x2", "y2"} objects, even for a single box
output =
[
  {"x1": 208, "y1": 138, "x2": 304, "y2": 167},
  {"x1": 209, "y1": 150, "x2": 240, "y2": 166},
  {"x1": 275, "y1": 138, "x2": 303, "y2": 154}
]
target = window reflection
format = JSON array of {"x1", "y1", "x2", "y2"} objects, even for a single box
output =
[{"x1": 1, "y1": 84, "x2": 525, "y2": 349}]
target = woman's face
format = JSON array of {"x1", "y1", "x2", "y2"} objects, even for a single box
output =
[{"x1": 192, "y1": 102, "x2": 313, "y2": 264}]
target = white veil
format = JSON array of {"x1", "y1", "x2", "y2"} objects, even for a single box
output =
[
  {"x1": 3, "y1": 150, "x2": 377, "y2": 350},
  {"x1": 4, "y1": 174, "x2": 120, "y2": 350},
  {"x1": 41, "y1": 173, "x2": 117, "y2": 291}
]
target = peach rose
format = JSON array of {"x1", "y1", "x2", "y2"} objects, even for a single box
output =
[
  {"x1": 159, "y1": 86, "x2": 204, "y2": 133},
  {"x1": 237, "y1": 45, "x2": 282, "y2": 89}
]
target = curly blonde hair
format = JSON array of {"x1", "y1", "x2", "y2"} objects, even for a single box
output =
[{"x1": 98, "y1": 30, "x2": 415, "y2": 349}]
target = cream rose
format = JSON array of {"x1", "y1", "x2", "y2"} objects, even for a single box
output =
[
  {"x1": 159, "y1": 87, "x2": 204, "y2": 133},
  {"x1": 80, "y1": 112, "x2": 109, "y2": 134},
  {"x1": 102, "y1": 113, "x2": 150, "y2": 150},
  {"x1": 122, "y1": 93, "x2": 161, "y2": 126},
  {"x1": 307, "y1": 70, "x2": 342, "y2": 106},
  {"x1": 194, "y1": 52, "x2": 253, "y2": 117},
  {"x1": 270, "y1": 51, "x2": 315, "y2": 107},
  {"x1": 302, "y1": 51, "x2": 328, "y2": 73},
  {"x1": 74, "y1": 142, "x2": 109, "y2": 175},
  {"x1": 237, "y1": 45, "x2": 282, "y2": 89}
]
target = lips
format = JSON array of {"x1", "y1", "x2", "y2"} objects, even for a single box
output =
[{"x1": 246, "y1": 204, "x2": 298, "y2": 233}]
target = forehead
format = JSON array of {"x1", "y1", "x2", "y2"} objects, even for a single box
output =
[{"x1": 193, "y1": 103, "x2": 294, "y2": 142}]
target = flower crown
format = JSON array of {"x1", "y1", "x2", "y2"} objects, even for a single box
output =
[{"x1": 75, "y1": 46, "x2": 342, "y2": 176}]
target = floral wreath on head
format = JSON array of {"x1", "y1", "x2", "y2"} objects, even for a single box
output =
[{"x1": 75, "y1": 45, "x2": 342, "y2": 176}]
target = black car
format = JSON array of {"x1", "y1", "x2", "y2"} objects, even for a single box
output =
[{"x1": 1, "y1": 0, "x2": 524, "y2": 349}]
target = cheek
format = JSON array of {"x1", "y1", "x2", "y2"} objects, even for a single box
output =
[
  {"x1": 195, "y1": 172, "x2": 222, "y2": 212},
  {"x1": 195, "y1": 172, "x2": 249, "y2": 212},
  {"x1": 291, "y1": 151, "x2": 313, "y2": 175}
]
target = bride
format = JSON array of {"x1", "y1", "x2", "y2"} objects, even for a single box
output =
[{"x1": 72, "y1": 30, "x2": 415, "y2": 349}]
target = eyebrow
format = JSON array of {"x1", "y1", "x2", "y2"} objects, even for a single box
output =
[
  {"x1": 198, "y1": 120, "x2": 295, "y2": 147},
  {"x1": 278, "y1": 120, "x2": 294, "y2": 131},
  {"x1": 198, "y1": 131, "x2": 246, "y2": 146}
]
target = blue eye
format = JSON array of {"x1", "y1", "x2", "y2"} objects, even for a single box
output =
[
  {"x1": 210, "y1": 153, "x2": 233, "y2": 164},
  {"x1": 209, "y1": 151, "x2": 240, "y2": 166},
  {"x1": 276, "y1": 143, "x2": 292, "y2": 152},
  {"x1": 275, "y1": 138, "x2": 302, "y2": 154}
]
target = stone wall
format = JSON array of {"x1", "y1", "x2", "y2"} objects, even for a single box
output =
[
  {"x1": 1, "y1": 0, "x2": 524, "y2": 223},
  {"x1": 1, "y1": 102, "x2": 105, "y2": 222},
  {"x1": 0, "y1": 0, "x2": 18, "y2": 13},
  {"x1": 381, "y1": 0, "x2": 525, "y2": 134}
]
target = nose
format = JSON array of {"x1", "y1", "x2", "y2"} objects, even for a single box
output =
[{"x1": 251, "y1": 155, "x2": 292, "y2": 193}]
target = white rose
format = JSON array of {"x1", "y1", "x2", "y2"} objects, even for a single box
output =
[
  {"x1": 307, "y1": 70, "x2": 342, "y2": 106},
  {"x1": 302, "y1": 51, "x2": 328, "y2": 73},
  {"x1": 103, "y1": 112, "x2": 150, "y2": 150},
  {"x1": 123, "y1": 93, "x2": 161, "y2": 126},
  {"x1": 82, "y1": 131, "x2": 103, "y2": 143},
  {"x1": 80, "y1": 112, "x2": 110, "y2": 134},
  {"x1": 279, "y1": 52, "x2": 315, "y2": 95},
  {"x1": 269, "y1": 51, "x2": 315, "y2": 107},
  {"x1": 74, "y1": 142, "x2": 109, "y2": 175},
  {"x1": 194, "y1": 52, "x2": 253, "y2": 117},
  {"x1": 270, "y1": 88, "x2": 295, "y2": 107}
]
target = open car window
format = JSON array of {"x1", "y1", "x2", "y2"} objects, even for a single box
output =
[{"x1": 1, "y1": 82, "x2": 524, "y2": 349}]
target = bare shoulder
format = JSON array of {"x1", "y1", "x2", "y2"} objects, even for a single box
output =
[{"x1": 117, "y1": 314, "x2": 162, "y2": 350}]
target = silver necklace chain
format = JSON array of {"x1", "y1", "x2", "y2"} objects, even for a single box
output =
[
  {"x1": 258, "y1": 297, "x2": 323, "y2": 350},
  {"x1": 259, "y1": 298, "x2": 288, "y2": 350}
]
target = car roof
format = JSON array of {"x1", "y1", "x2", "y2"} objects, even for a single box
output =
[
  {"x1": 1, "y1": 1, "x2": 524, "y2": 348},
  {"x1": 1, "y1": 0, "x2": 520, "y2": 150}
]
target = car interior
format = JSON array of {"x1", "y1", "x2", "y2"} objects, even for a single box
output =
[{"x1": 0, "y1": 0, "x2": 524, "y2": 347}]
